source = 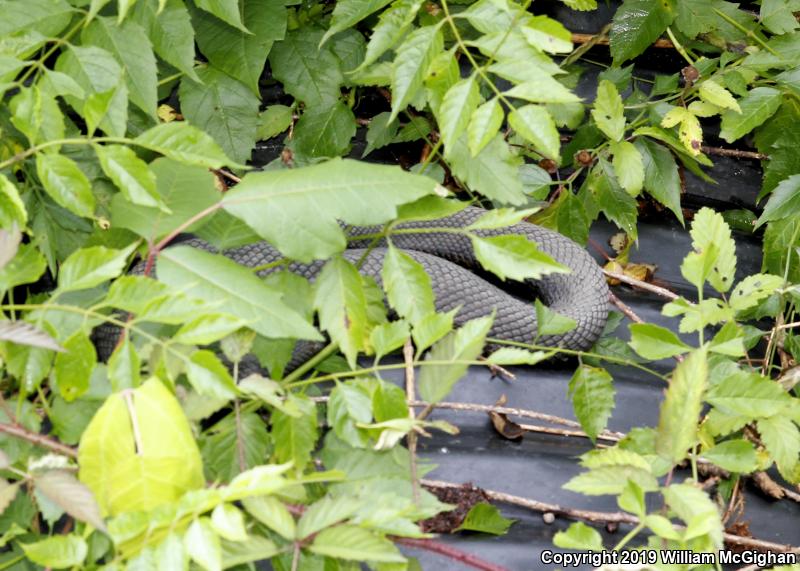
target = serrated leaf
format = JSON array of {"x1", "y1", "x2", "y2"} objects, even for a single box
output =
[
  {"x1": 0, "y1": 175, "x2": 27, "y2": 229},
  {"x1": 390, "y1": 25, "x2": 443, "y2": 121},
  {"x1": 661, "y1": 106, "x2": 703, "y2": 156},
  {"x1": 591, "y1": 80, "x2": 625, "y2": 141},
  {"x1": 179, "y1": 66, "x2": 260, "y2": 166},
  {"x1": 363, "y1": 112, "x2": 397, "y2": 157},
  {"x1": 271, "y1": 395, "x2": 317, "y2": 468},
  {"x1": 609, "y1": 0, "x2": 675, "y2": 63},
  {"x1": 185, "y1": 517, "x2": 222, "y2": 571},
  {"x1": 719, "y1": 87, "x2": 782, "y2": 143},
  {"x1": 211, "y1": 504, "x2": 248, "y2": 542},
  {"x1": 455, "y1": 503, "x2": 514, "y2": 535},
  {"x1": 568, "y1": 365, "x2": 615, "y2": 442},
  {"x1": 707, "y1": 369, "x2": 793, "y2": 418},
  {"x1": 21, "y1": 536, "x2": 87, "y2": 568},
  {"x1": 662, "y1": 482, "x2": 723, "y2": 546},
  {"x1": 508, "y1": 104, "x2": 561, "y2": 160},
  {"x1": 486, "y1": 347, "x2": 553, "y2": 365},
  {"x1": 269, "y1": 29, "x2": 343, "y2": 107},
  {"x1": 297, "y1": 496, "x2": 361, "y2": 539},
  {"x1": 33, "y1": 470, "x2": 106, "y2": 532},
  {"x1": 135, "y1": 122, "x2": 234, "y2": 168},
  {"x1": 628, "y1": 323, "x2": 691, "y2": 359},
  {"x1": 130, "y1": 0, "x2": 198, "y2": 80},
  {"x1": 95, "y1": 144, "x2": 163, "y2": 210},
  {"x1": 292, "y1": 101, "x2": 357, "y2": 159},
  {"x1": 174, "y1": 314, "x2": 249, "y2": 346},
  {"x1": 758, "y1": 416, "x2": 800, "y2": 482},
  {"x1": 257, "y1": 105, "x2": 294, "y2": 141},
  {"x1": 521, "y1": 15, "x2": 572, "y2": 53},
  {"x1": 411, "y1": 309, "x2": 456, "y2": 353},
  {"x1": 687, "y1": 207, "x2": 736, "y2": 293},
  {"x1": 36, "y1": 154, "x2": 95, "y2": 218},
  {"x1": 439, "y1": 75, "x2": 481, "y2": 149},
  {"x1": 186, "y1": 350, "x2": 238, "y2": 399},
  {"x1": 610, "y1": 140, "x2": 644, "y2": 195},
  {"x1": 53, "y1": 331, "x2": 97, "y2": 402},
  {"x1": 534, "y1": 299, "x2": 577, "y2": 336},
  {"x1": 698, "y1": 79, "x2": 740, "y2": 112},
  {"x1": 58, "y1": 244, "x2": 135, "y2": 293},
  {"x1": 756, "y1": 174, "x2": 800, "y2": 228},
  {"x1": 313, "y1": 257, "x2": 369, "y2": 368},
  {"x1": 382, "y1": 244, "x2": 435, "y2": 325},
  {"x1": 553, "y1": 521, "x2": 603, "y2": 550},
  {"x1": 310, "y1": 525, "x2": 405, "y2": 562},
  {"x1": 108, "y1": 334, "x2": 141, "y2": 391},
  {"x1": 634, "y1": 138, "x2": 683, "y2": 223},
  {"x1": 193, "y1": 0, "x2": 286, "y2": 96},
  {"x1": 589, "y1": 160, "x2": 639, "y2": 238},
  {"x1": 78, "y1": 378, "x2": 205, "y2": 516},
  {"x1": 158, "y1": 246, "x2": 320, "y2": 340},
  {"x1": 656, "y1": 347, "x2": 708, "y2": 464},
  {"x1": 564, "y1": 465, "x2": 658, "y2": 495},
  {"x1": 701, "y1": 439, "x2": 757, "y2": 473},
  {"x1": 447, "y1": 134, "x2": 527, "y2": 205},
  {"x1": 472, "y1": 235, "x2": 568, "y2": 282},
  {"x1": 0, "y1": 321, "x2": 63, "y2": 352},
  {"x1": 221, "y1": 158, "x2": 436, "y2": 262},
  {"x1": 242, "y1": 496, "x2": 295, "y2": 540},
  {"x1": 324, "y1": 0, "x2": 393, "y2": 44},
  {"x1": 468, "y1": 98, "x2": 503, "y2": 156},
  {"x1": 418, "y1": 316, "x2": 492, "y2": 404},
  {"x1": 9, "y1": 85, "x2": 65, "y2": 146},
  {"x1": 195, "y1": 0, "x2": 247, "y2": 31},
  {"x1": 504, "y1": 78, "x2": 580, "y2": 104}
]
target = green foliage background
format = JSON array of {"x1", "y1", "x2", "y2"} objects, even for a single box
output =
[{"x1": 2, "y1": 0, "x2": 800, "y2": 568}]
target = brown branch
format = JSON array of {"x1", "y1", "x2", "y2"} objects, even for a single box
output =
[
  {"x1": 393, "y1": 537, "x2": 511, "y2": 571},
  {"x1": 0, "y1": 422, "x2": 77, "y2": 459},
  {"x1": 700, "y1": 146, "x2": 767, "y2": 161},
  {"x1": 571, "y1": 33, "x2": 674, "y2": 49},
  {"x1": 409, "y1": 400, "x2": 584, "y2": 430},
  {"x1": 421, "y1": 480, "x2": 800, "y2": 554},
  {"x1": 517, "y1": 422, "x2": 622, "y2": 443},
  {"x1": 604, "y1": 269, "x2": 681, "y2": 301}
]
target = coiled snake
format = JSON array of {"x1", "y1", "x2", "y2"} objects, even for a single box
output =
[{"x1": 95, "y1": 206, "x2": 610, "y2": 368}]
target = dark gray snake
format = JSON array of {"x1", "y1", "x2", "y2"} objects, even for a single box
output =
[{"x1": 95, "y1": 206, "x2": 609, "y2": 369}]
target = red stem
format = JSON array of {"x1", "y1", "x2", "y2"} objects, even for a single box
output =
[{"x1": 393, "y1": 537, "x2": 512, "y2": 571}]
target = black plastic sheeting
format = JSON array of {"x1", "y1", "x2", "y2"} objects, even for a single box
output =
[{"x1": 248, "y1": 3, "x2": 800, "y2": 568}]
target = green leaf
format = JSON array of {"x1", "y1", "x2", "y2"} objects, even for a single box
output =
[
  {"x1": 174, "y1": 314, "x2": 248, "y2": 346},
  {"x1": 221, "y1": 158, "x2": 436, "y2": 262},
  {"x1": 360, "y1": 0, "x2": 423, "y2": 69},
  {"x1": 157, "y1": 246, "x2": 320, "y2": 341},
  {"x1": 202, "y1": 412, "x2": 270, "y2": 480},
  {"x1": 324, "y1": 0, "x2": 393, "y2": 44},
  {"x1": 687, "y1": 207, "x2": 737, "y2": 293},
  {"x1": 108, "y1": 334, "x2": 140, "y2": 391},
  {"x1": 719, "y1": 87, "x2": 782, "y2": 143},
  {"x1": 521, "y1": 15, "x2": 573, "y2": 53},
  {"x1": 271, "y1": 395, "x2": 318, "y2": 468},
  {"x1": 292, "y1": 101, "x2": 357, "y2": 159},
  {"x1": 508, "y1": 104, "x2": 560, "y2": 160},
  {"x1": 756, "y1": 174, "x2": 800, "y2": 228},
  {"x1": 179, "y1": 66, "x2": 260, "y2": 166},
  {"x1": 634, "y1": 138, "x2": 683, "y2": 223},
  {"x1": 95, "y1": 145, "x2": 163, "y2": 210},
  {"x1": 328, "y1": 382, "x2": 372, "y2": 446},
  {"x1": 707, "y1": 369, "x2": 793, "y2": 418},
  {"x1": 708, "y1": 321, "x2": 745, "y2": 356},
  {"x1": 111, "y1": 158, "x2": 219, "y2": 241},
  {"x1": 729, "y1": 273, "x2": 784, "y2": 312},
  {"x1": 472, "y1": 235, "x2": 568, "y2": 282},
  {"x1": 553, "y1": 522, "x2": 604, "y2": 550},
  {"x1": 504, "y1": 77, "x2": 581, "y2": 104},
  {"x1": 0, "y1": 0, "x2": 74, "y2": 38},
  {"x1": 628, "y1": 323, "x2": 691, "y2": 360},
  {"x1": 663, "y1": 482, "x2": 723, "y2": 546},
  {"x1": 310, "y1": 525, "x2": 405, "y2": 562},
  {"x1": 269, "y1": 28, "x2": 343, "y2": 107},
  {"x1": 591, "y1": 80, "x2": 625, "y2": 141},
  {"x1": 702, "y1": 439, "x2": 757, "y2": 473},
  {"x1": 21, "y1": 535, "x2": 87, "y2": 568},
  {"x1": 36, "y1": 154, "x2": 95, "y2": 218},
  {"x1": 82, "y1": 17, "x2": 158, "y2": 117},
  {"x1": 656, "y1": 347, "x2": 708, "y2": 464},
  {"x1": 418, "y1": 316, "x2": 493, "y2": 404},
  {"x1": 698, "y1": 79, "x2": 740, "y2": 112},
  {"x1": 195, "y1": 0, "x2": 247, "y2": 32},
  {"x1": 370, "y1": 321, "x2": 410, "y2": 361},
  {"x1": 257, "y1": 105, "x2": 294, "y2": 141},
  {"x1": 439, "y1": 75, "x2": 481, "y2": 149},
  {"x1": 313, "y1": 257, "x2": 369, "y2": 367},
  {"x1": 210, "y1": 504, "x2": 248, "y2": 542},
  {"x1": 58, "y1": 244, "x2": 135, "y2": 292},
  {"x1": 382, "y1": 244, "x2": 435, "y2": 325},
  {"x1": 661, "y1": 106, "x2": 703, "y2": 156},
  {"x1": 390, "y1": 25, "x2": 443, "y2": 121},
  {"x1": 758, "y1": 416, "x2": 800, "y2": 482},
  {"x1": 0, "y1": 175, "x2": 27, "y2": 229},
  {"x1": 534, "y1": 298, "x2": 577, "y2": 336},
  {"x1": 78, "y1": 378, "x2": 205, "y2": 516},
  {"x1": 761, "y1": 0, "x2": 800, "y2": 34},
  {"x1": 130, "y1": 0, "x2": 198, "y2": 80},
  {"x1": 468, "y1": 98, "x2": 503, "y2": 156},
  {"x1": 52, "y1": 331, "x2": 96, "y2": 402},
  {"x1": 609, "y1": 0, "x2": 675, "y2": 63},
  {"x1": 297, "y1": 496, "x2": 361, "y2": 540},
  {"x1": 564, "y1": 465, "x2": 658, "y2": 495},
  {"x1": 221, "y1": 536, "x2": 280, "y2": 567},
  {"x1": 9, "y1": 85, "x2": 65, "y2": 146},
  {"x1": 568, "y1": 365, "x2": 615, "y2": 442},
  {"x1": 33, "y1": 470, "x2": 106, "y2": 533},
  {"x1": 185, "y1": 517, "x2": 222, "y2": 571},
  {"x1": 186, "y1": 350, "x2": 238, "y2": 399},
  {"x1": 455, "y1": 503, "x2": 514, "y2": 535},
  {"x1": 135, "y1": 122, "x2": 234, "y2": 168},
  {"x1": 192, "y1": 0, "x2": 286, "y2": 96},
  {"x1": 54, "y1": 45, "x2": 128, "y2": 137},
  {"x1": 242, "y1": 496, "x2": 296, "y2": 540},
  {"x1": 610, "y1": 140, "x2": 644, "y2": 195},
  {"x1": 486, "y1": 347, "x2": 553, "y2": 365},
  {"x1": 411, "y1": 309, "x2": 456, "y2": 353},
  {"x1": 589, "y1": 160, "x2": 639, "y2": 238},
  {"x1": 447, "y1": 134, "x2": 527, "y2": 205}
]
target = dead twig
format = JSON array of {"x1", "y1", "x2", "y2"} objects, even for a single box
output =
[
  {"x1": 604, "y1": 269, "x2": 681, "y2": 301},
  {"x1": 0, "y1": 422, "x2": 77, "y2": 459},
  {"x1": 700, "y1": 146, "x2": 767, "y2": 161},
  {"x1": 572, "y1": 33, "x2": 674, "y2": 49}
]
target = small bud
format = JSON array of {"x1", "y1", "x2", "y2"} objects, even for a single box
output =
[
  {"x1": 575, "y1": 149, "x2": 594, "y2": 167},
  {"x1": 682, "y1": 65, "x2": 700, "y2": 85},
  {"x1": 539, "y1": 158, "x2": 558, "y2": 174}
]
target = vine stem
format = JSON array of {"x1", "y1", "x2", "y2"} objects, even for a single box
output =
[
  {"x1": 0, "y1": 422, "x2": 77, "y2": 458},
  {"x1": 420, "y1": 480, "x2": 800, "y2": 555},
  {"x1": 392, "y1": 537, "x2": 511, "y2": 571},
  {"x1": 404, "y1": 338, "x2": 421, "y2": 506}
]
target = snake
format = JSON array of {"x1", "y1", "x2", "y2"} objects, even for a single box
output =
[{"x1": 94, "y1": 206, "x2": 610, "y2": 371}]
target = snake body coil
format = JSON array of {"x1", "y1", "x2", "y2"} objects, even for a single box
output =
[{"x1": 94, "y1": 206, "x2": 609, "y2": 367}]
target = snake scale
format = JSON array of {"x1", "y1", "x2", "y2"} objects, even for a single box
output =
[{"x1": 94, "y1": 206, "x2": 610, "y2": 369}]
